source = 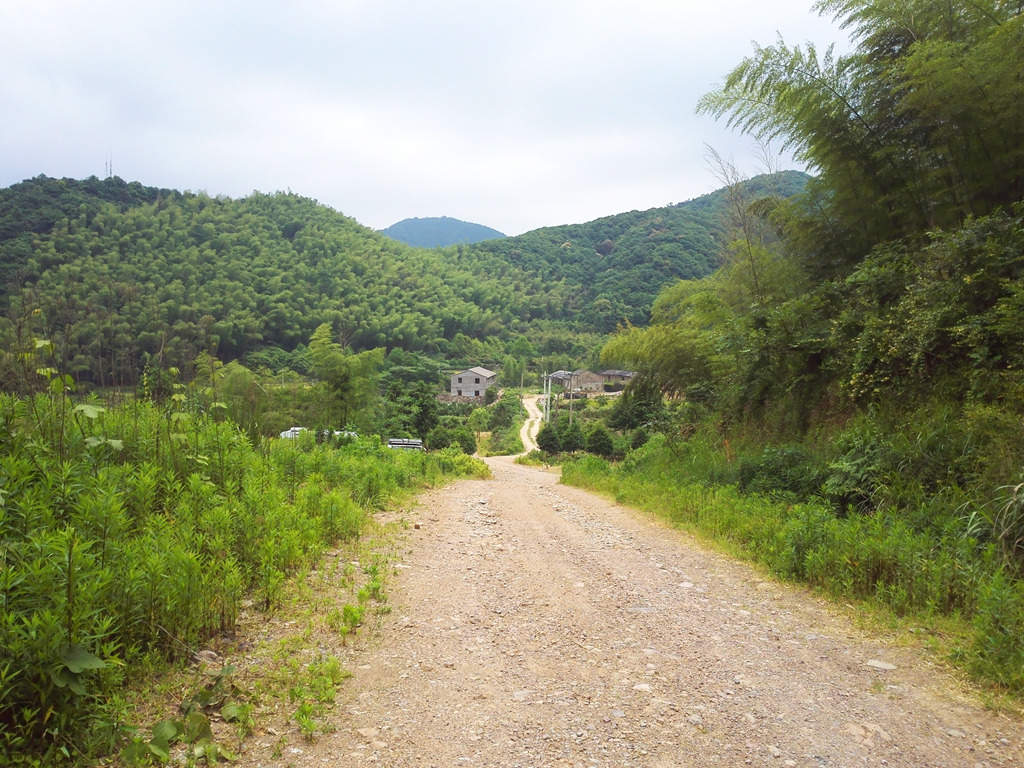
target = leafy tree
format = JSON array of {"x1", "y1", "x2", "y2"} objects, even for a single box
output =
[
  {"x1": 307, "y1": 323, "x2": 384, "y2": 429},
  {"x1": 501, "y1": 355, "x2": 525, "y2": 388},
  {"x1": 508, "y1": 335, "x2": 536, "y2": 359},
  {"x1": 698, "y1": 1, "x2": 1024, "y2": 275},
  {"x1": 467, "y1": 407, "x2": 490, "y2": 433},
  {"x1": 408, "y1": 381, "x2": 440, "y2": 439},
  {"x1": 487, "y1": 394, "x2": 518, "y2": 430},
  {"x1": 561, "y1": 421, "x2": 585, "y2": 453},
  {"x1": 536, "y1": 422, "x2": 561, "y2": 454},
  {"x1": 451, "y1": 426, "x2": 478, "y2": 455},
  {"x1": 484, "y1": 385, "x2": 499, "y2": 406},
  {"x1": 425, "y1": 425, "x2": 454, "y2": 451},
  {"x1": 607, "y1": 375, "x2": 666, "y2": 430},
  {"x1": 586, "y1": 424, "x2": 615, "y2": 457}
]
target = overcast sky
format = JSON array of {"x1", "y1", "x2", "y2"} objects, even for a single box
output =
[{"x1": 1, "y1": 1, "x2": 850, "y2": 236}]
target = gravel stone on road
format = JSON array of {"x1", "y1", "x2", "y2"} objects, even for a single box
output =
[{"x1": 277, "y1": 455, "x2": 1024, "y2": 767}]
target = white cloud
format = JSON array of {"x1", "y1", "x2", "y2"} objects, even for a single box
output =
[{"x1": 0, "y1": 0, "x2": 849, "y2": 235}]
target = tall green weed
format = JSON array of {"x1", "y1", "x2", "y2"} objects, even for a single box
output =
[{"x1": 0, "y1": 387, "x2": 484, "y2": 764}]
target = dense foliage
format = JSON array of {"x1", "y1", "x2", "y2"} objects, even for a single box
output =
[
  {"x1": 0, "y1": 176, "x2": 172, "y2": 302},
  {"x1": 470, "y1": 171, "x2": 807, "y2": 332},
  {"x1": 0, "y1": 355, "x2": 487, "y2": 764},
  {"x1": 0, "y1": 172, "x2": 805, "y2": 389},
  {"x1": 698, "y1": 0, "x2": 1024, "y2": 277},
  {"x1": 0, "y1": 187, "x2": 574, "y2": 388},
  {"x1": 586, "y1": 0, "x2": 1024, "y2": 691}
]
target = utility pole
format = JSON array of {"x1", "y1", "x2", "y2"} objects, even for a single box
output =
[
  {"x1": 568, "y1": 371, "x2": 575, "y2": 425},
  {"x1": 542, "y1": 373, "x2": 550, "y2": 422}
]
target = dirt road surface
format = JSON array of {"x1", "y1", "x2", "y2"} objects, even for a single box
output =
[
  {"x1": 271, "y1": 454, "x2": 1024, "y2": 768},
  {"x1": 519, "y1": 394, "x2": 544, "y2": 454}
]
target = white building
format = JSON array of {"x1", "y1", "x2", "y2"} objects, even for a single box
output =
[{"x1": 450, "y1": 366, "x2": 497, "y2": 397}]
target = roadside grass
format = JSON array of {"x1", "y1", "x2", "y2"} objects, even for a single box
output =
[
  {"x1": 119, "y1": 511, "x2": 411, "y2": 764},
  {"x1": 478, "y1": 391, "x2": 526, "y2": 456},
  {"x1": 561, "y1": 445, "x2": 1024, "y2": 703},
  {"x1": 0, "y1": 369, "x2": 489, "y2": 764}
]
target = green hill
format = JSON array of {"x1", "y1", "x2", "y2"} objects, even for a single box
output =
[
  {"x1": 469, "y1": 170, "x2": 809, "y2": 331},
  {"x1": 0, "y1": 171, "x2": 805, "y2": 386},
  {"x1": 380, "y1": 216, "x2": 505, "y2": 247}
]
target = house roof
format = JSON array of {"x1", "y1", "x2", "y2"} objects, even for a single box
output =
[{"x1": 456, "y1": 366, "x2": 496, "y2": 378}]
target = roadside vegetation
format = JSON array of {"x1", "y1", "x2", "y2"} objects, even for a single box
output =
[
  {"x1": 0, "y1": 345, "x2": 487, "y2": 766},
  {"x1": 558, "y1": 0, "x2": 1024, "y2": 696},
  {"x1": 3, "y1": 1, "x2": 1023, "y2": 754},
  {"x1": 476, "y1": 389, "x2": 526, "y2": 457}
]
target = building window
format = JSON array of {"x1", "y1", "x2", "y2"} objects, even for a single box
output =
[
  {"x1": 458, "y1": 377, "x2": 463, "y2": 383},
  {"x1": 474, "y1": 391, "x2": 479, "y2": 396},
  {"x1": 474, "y1": 377, "x2": 480, "y2": 383},
  {"x1": 457, "y1": 389, "x2": 462, "y2": 396}
]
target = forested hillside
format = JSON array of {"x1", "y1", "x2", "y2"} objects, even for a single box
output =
[
  {"x1": 469, "y1": 170, "x2": 807, "y2": 331},
  {"x1": 0, "y1": 175, "x2": 173, "y2": 294},
  {"x1": 0, "y1": 172, "x2": 802, "y2": 388},
  {"x1": 380, "y1": 216, "x2": 506, "y2": 247},
  {"x1": 0, "y1": 186, "x2": 576, "y2": 388}
]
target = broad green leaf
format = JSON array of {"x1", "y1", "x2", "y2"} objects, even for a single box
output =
[
  {"x1": 49, "y1": 667, "x2": 86, "y2": 695},
  {"x1": 75, "y1": 403, "x2": 106, "y2": 419},
  {"x1": 185, "y1": 711, "x2": 214, "y2": 744},
  {"x1": 152, "y1": 718, "x2": 184, "y2": 743},
  {"x1": 193, "y1": 740, "x2": 237, "y2": 763},
  {"x1": 220, "y1": 703, "x2": 243, "y2": 722},
  {"x1": 148, "y1": 735, "x2": 171, "y2": 762},
  {"x1": 61, "y1": 644, "x2": 106, "y2": 672},
  {"x1": 121, "y1": 738, "x2": 150, "y2": 765}
]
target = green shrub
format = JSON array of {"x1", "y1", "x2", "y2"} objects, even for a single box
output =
[
  {"x1": 585, "y1": 424, "x2": 615, "y2": 458},
  {"x1": 737, "y1": 444, "x2": 827, "y2": 501}
]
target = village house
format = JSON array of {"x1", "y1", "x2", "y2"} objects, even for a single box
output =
[
  {"x1": 573, "y1": 369, "x2": 606, "y2": 392},
  {"x1": 548, "y1": 370, "x2": 573, "y2": 388},
  {"x1": 449, "y1": 366, "x2": 497, "y2": 398},
  {"x1": 599, "y1": 369, "x2": 636, "y2": 385},
  {"x1": 548, "y1": 369, "x2": 606, "y2": 393}
]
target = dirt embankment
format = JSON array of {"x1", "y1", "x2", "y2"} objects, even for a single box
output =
[{"x1": 240, "y1": 453, "x2": 1024, "y2": 767}]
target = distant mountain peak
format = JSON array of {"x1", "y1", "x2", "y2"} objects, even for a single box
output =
[{"x1": 380, "y1": 216, "x2": 505, "y2": 248}]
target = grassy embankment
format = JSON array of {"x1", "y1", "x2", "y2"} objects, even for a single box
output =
[{"x1": 562, "y1": 426, "x2": 1024, "y2": 699}]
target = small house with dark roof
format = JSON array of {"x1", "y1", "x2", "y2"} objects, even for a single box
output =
[{"x1": 599, "y1": 370, "x2": 636, "y2": 384}]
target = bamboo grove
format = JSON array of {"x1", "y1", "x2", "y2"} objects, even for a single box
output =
[{"x1": 590, "y1": 0, "x2": 1024, "y2": 690}]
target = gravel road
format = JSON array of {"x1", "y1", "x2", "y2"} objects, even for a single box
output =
[
  {"x1": 286, "y1": 454, "x2": 1024, "y2": 767},
  {"x1": 518, "y1": 394, "x2": 543, "y2": 453}
]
